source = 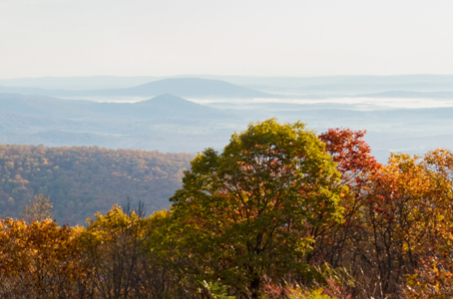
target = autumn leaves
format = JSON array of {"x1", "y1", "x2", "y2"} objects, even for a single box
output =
[
  {"x1": 0, "y1": 219, "x2": 84, "y2": 298},
  {"x1": 1, "y1": 119, "x2": 453, "y2": 298},
  {"x1": 317, "y1": 131, "x2": 453, "y2": 298}
]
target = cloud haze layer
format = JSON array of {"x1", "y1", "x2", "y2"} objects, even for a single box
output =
[{"x1": 1, "y1": 0, "x2": 453, "y2": 78}]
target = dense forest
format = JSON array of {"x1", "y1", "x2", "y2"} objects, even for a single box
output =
[
  {"x1": 0, "y1": 145, "x2": 193, "y2": 225},
  {"x1": 1, "y1": 119, "x2": 453, "y2": 298}
]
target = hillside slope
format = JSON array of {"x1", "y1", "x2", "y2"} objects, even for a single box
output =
[
  {"x1": 0, "y1": 78, "x2": 271, "y2": 98},
  {"x1": 0, "y1": 93, "x2": 215, "y2": 118},
  {"x1": 0, "y1": 145, "x2": 193, "y2": 225},
  {"x1": 105, "y1": 78, "x2": 270, "y2": 98}
]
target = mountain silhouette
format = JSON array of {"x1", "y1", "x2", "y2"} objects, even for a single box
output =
[
  {"x1": 0, "y1": 78, "x2": 271, "y2": 98},
  {"x1": 0, "y1": 93, "x2": 222, "y2": 120},
  {"x1": 86, "y1": 78, "x2": 270, "y2": 98},
  {"x1": 134, "y1": 94, "x2": 209, "y2": 110}
]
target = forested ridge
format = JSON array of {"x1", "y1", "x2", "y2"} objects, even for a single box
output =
[
  {"x1": 0, "y1": 144, "x2": 193, "y2": 225},
  {"x1": 2, "y1": 120, "x2": 453, "y2": 298}
]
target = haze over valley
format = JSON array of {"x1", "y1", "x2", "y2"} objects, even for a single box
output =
[{"x1": 1, "y1": 75, "x2": 453, "y2": 163}]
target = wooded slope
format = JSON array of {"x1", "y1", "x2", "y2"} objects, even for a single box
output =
[{"x1": 0, "y1": 145, "x2": 193, "y2": 225}]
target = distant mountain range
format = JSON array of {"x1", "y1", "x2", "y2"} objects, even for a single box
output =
[
  {"x1": 3, "y1": 90, "x2": 453, "y2": 163},
  {"x1": 4, "y1": 75, "x2": 453, "y2": 97},
  {"x1": 3, "y1": 75, "x2": 453, "y2": 163},
  {"x1": 3, "y1": 74, "x2": 453, "y2": 89},
  {"x1": 0, "y1": 93, "x2": 245, "y2": 152},
  {"x1": 0, "y1": 78, "x2": 271, "y2": 99},
  {"x1": 0, "y1": 93, "x2": 219, "y2": 119},
  {"x1": 84, "y1": 78, "x2": 270, "y2": 98}
]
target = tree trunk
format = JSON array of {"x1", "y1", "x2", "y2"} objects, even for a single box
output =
[{"x1": 249, "y1": 277, "x2": 261, "y2": 299}]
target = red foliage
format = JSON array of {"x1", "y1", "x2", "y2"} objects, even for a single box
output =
[{"x1": 319, "y1": 128, "x2": 381, "y2": 187}]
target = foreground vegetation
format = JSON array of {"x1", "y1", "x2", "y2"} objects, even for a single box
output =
[{"x1": 1, "y1": 119, "x2": 453, "y2": 298}]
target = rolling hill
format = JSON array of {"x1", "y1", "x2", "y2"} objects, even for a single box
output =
[
  {"x1": 87, "y1": 78, "x2": 271, "y2": 98},
  {"x1": 0, "y1": 78, "x2": 272, "y2": 99},
  {"x1": 0, "y1": 93, "x2": 217, "y2": 119}
]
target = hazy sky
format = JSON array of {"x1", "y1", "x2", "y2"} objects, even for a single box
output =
[{"x1": 1, "y1": 0, "x2": 453, "y2": 78}]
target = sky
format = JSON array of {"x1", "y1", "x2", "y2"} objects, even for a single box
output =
[{"x1": 1, "y1": 0, "x2": 453, "y2": 79}]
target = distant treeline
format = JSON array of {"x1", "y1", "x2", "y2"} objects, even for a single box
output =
[{"x1": 0, "y1": 144, "x2": 193, "y2": 225}]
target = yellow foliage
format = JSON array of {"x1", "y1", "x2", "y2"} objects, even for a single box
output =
[{"x1": 0, "y1": 218, "x2": 86, "y2": 298}]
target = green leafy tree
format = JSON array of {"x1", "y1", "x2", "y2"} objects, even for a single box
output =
[{"x1": 165, "y1": 119, "x2": 346, "y2": 298}]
